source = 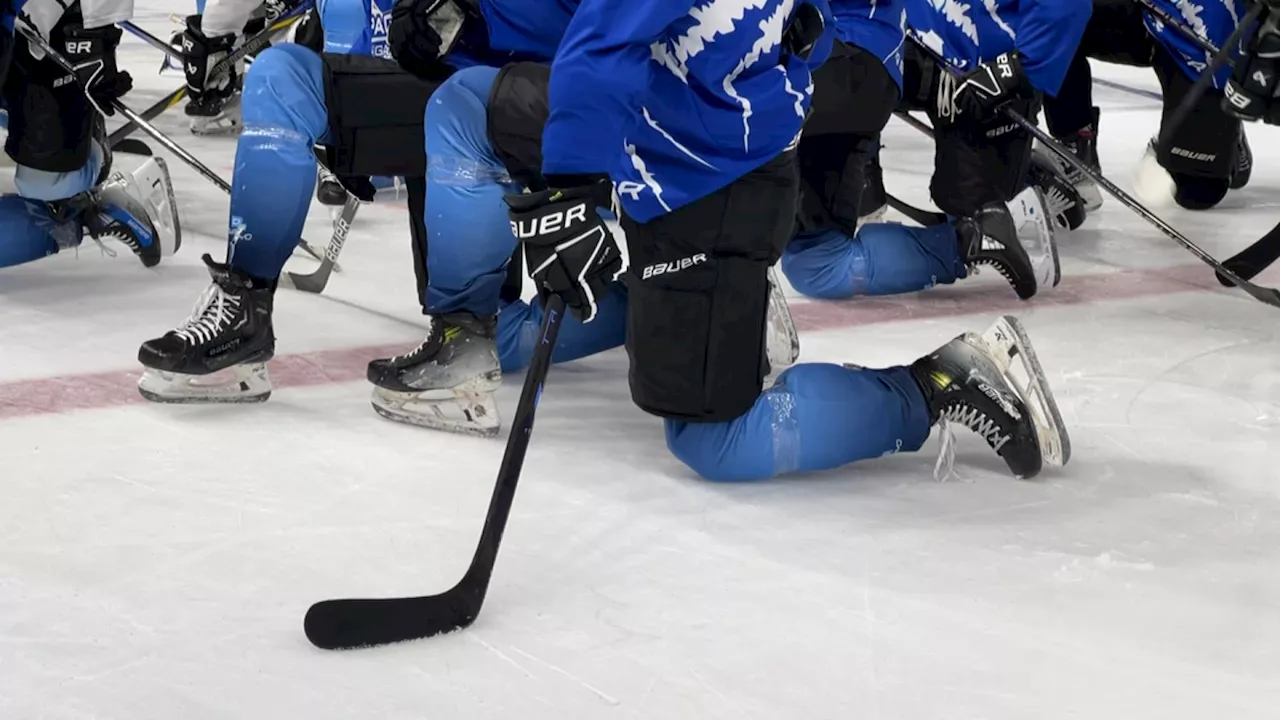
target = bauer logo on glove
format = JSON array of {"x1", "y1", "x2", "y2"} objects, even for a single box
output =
[{"x1": 505, "y1": 181, "x2": 627, "y2": 323}]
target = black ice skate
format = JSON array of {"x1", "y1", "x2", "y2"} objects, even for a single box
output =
[
  {"x1": 137, "y1": 254, "x2": 276, "y2": 403},
  {"x1": 956, "y1": 186, "x2": 1060, "y2": 300},
  {"x1": 1038, "y1": 106, "x2": 1102, "y2": 212},
  {"x1": 367, "y1": 313, "x2": 502, "y2": 436},
  {"x1": 315, "y1": 162, "x2": 348, "y2": 206},
  {"x1": 48, "y1": 158, "x2": 181, "y2": 268},
  {"x1": 859, "y1": 152, "x2": 887, "y2": 224},
  {"x1": 1028, "y1": 150, "x2": 1087, "y2": 232},
  {"x1": 911, "y1": 315, "x2": 1070, "y2": 480},
  {"x1": 186, "y1": 93, "x2": 242, "y2": 136},
  {"x1": 1229, "y1": 127, "x2": 1252, "y2": 190}
]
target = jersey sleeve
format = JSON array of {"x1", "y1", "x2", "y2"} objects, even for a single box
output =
[
  {"x1": 541, "y1": 0, "x2": 690, "y2": 177},
  {"x1": 1014, "y1": 0, "x2": 1092, "y2": 96},
  {"x1": 202, "y1": 0, "x2": 270, "y2": 36}
]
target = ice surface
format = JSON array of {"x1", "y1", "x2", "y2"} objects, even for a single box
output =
[{"x1": 1, "y1": 17, "x2": 1279, "y2": 719}]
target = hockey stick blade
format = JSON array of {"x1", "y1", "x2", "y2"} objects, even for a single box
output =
[
  {"x1": 886, "y1": 193, "x2": 947, "y2": 226},
  {"x1": 111, "y1": 138, "x2": 153, "y2": 156},
  {"x1": 1218, "y1": 218, "x2": 1280, "y2": 286},
  {"x1": 305, "y1": 296, "x2": 568, "y2": 650},
  {"x1": 283, "y1": 195, "x2": 359, "y2": 292}
]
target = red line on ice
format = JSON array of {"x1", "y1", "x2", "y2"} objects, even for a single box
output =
[{"x1": 0, "y1": 263, "x2": 1222, "y2": 420}]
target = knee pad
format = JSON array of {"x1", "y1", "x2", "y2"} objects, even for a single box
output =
[{"x1": 1172, "y1": 173, "x2": 1229, "y2": 210}]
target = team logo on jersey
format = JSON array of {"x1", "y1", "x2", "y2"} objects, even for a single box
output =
[{"x1": 370, "y1": 2, "x2": 392, "y2": 58}]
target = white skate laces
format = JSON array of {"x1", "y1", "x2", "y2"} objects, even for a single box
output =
[
  {"x1": 175, "y1": 283, "x2": 241, "y2": 345},
  {"x1": 933, "y1": 402, "x2": 1011, "y2": 482}
]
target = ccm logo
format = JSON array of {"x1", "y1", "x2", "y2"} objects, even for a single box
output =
[
  {"x1": 66, "y1": 40, "x2": 93, "y2": 54},
  {"x1": 510, "y1": 203, "x2": 587, "y2": 238}
]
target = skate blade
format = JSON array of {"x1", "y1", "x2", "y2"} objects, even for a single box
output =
[
  {"x1": 766, "y1": 266, "x2": 800, "y2": 372},
  {"x1": 1015, "y1": 186, "x2": 1062, "y2": 291},
  {"x1": 138, "y1": 364, "x2": 272, "y2": 404},
  {"x1": 370, "y1": 386, "x2": 501, "y2": 437},
  {"x1": 974, "y1": 316, "x2": 1071, "y2": 470}
]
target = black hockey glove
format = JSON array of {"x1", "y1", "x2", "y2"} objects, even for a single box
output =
[
  {"x1": 181, "y1": 15, "x2": 238, "y2": 110},
  {"x1": 505, "y1": 178, "x2": 625, "y2": 323},
  {"x1": 60, "y1": 24, "x2": 132, "y2": 116},
  {"x1": 388, "y1": 0, "x2": 470, "y2": 81},
  {"x1": 1223, "y1": 18, "x2": 1280, "y2": 124},
  {"x1": 949, "y1": 53, "x2": 1030, "y2": 122}
]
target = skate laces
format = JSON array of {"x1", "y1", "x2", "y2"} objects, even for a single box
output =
[
  {"x1": 175, "y1": 283, "x2": 241, "y2": 345},
  {"x1": 933, "y1": 402, "x2": 1011, "y2": 482},
  {"x1": 391, "y1": 317, "x2": 440, "y2": 363}
]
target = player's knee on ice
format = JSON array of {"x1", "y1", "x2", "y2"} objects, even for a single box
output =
[
  {"x1": 13, "y1": 144, "x2": 103, "y2": 202},
  {"x1": 664, "y1": 363, "x2": 932, "y2": 482},
  {"x1": 781, "y1": 224, "x2": 965, "y2": 300}
]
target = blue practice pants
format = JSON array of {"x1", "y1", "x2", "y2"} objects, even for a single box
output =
[
  {"x1": 782, "y1": 224, "x2": 968, "y2": 300},
  {"x1": 0, "y1": 145, "x2": 104, "y2": 269}
]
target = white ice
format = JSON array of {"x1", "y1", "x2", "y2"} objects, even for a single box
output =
[{"x1": 2, "y1": 14, "x2": 1279, "y2": 719}]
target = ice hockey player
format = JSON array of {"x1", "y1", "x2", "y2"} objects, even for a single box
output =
[
  {"x1": 133, "y1": 0, "x2": 573, "y2": 402},
  {"x1": 1223, "y1": 0, "x2": 1280, "y2": 126},
  {"x1": 0, "y1": 3, "x2": 180, "y2": 270},
  {"x1": 178, "y1": 0, "x2": 312, "y2": 135},
  {"x1": 1042, "y1": 0, "x2": 1251, "y2": 212},
  {"x1": 782, "y1": 0, "x2": 1061, "y2": 302},
  {"x1": 370, "y1": 1, "x2": 1069, "y2": 481}
]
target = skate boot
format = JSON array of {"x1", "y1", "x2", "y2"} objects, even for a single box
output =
[
  {"x1": 1039, "y1": 106, "x2": 1102, "y2": 212},
  {"x1": 367, "y1": 313, "x2": 502, "y2": 436},
  {"x1": 315, "y1": 161, "x2": 348, "y2": 206},
  {"x1": 1229, "y1": 127, "x2": 1252, "y2": 190},
  {"x1": 1028, "y1": 149, "x2": 1087, "y2": 232},
  {"x1": 956, "y1": 186, "x2": 1060, "y2": 300},
  {"x1": 188, "y1": 93, "x2": 242, "y2": 135},
  {"x1": 764, "y1": 266, "x2": 800, "y2": 384},
  {"x1": 859, "y1": 152, "x2": 887, "y2": 224},
  {"x1": 911, "y1": 315, "x2": 1070, "y2": 480},
  {"x1": 49, "y1": 158, "x2": 182, "y2": 267},
  {"x1": 137, "y1": 254, "x2": 276, "y2": 403}
]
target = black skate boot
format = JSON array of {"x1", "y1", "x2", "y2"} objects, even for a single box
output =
[
  {"x1": 137, "y1": 254, "x2": 276, "y2": 403},
  {"x1": 1039, "y1": 106, "x2": 1102, "y2": 212},
  {"x1": 1229, "y1": 127, "x2": 1252, "y2": 190},
  {"x1": 859, "y1": 151, "x2": 887, "y2": 224},
  {"x1": 1028, "y1": 150, "x2": 1088, "y2": 232},
  {"x1": 367, "y1": 313, "x2": 502, "y2": 436},
  {"x1": 956, "y1": 187, "x2": 1060, "y2": 300},
  {"x1": 911, "y1": 316, "x2": 1070, "y2": 480}
]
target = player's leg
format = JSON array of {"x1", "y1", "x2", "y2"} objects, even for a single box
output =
[
  {"x1": 137, "y1": 48, "x2": 436, "y2": 402},
  {"x1": 624, "y1": 154, "x2": 1068, "y2": 482},
  {"x1": 1, "y1": 28, "x2": 177, "y2": 269},
  {"x1": 1137, "y1": 47, "x2": 1242, "y2": 210}
]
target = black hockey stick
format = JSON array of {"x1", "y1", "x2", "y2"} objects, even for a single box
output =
[
  {"x1": 278, "y1": 193, "x2": 360, "y2": 293},
  {"x1": 1218, "y1": 218, "x2": 1280, "y2": 286},
  {"x1": 912, "y1": 35, "x2": 1280, "y2": 308},
  {"x1": 1135, "y1": 0, "x2": 1227, "y2": 59},
  {"x1": 113, "y1": 138, "x2": 153, "y2": 155},
  {"x1": 304, "y1": 295, "x2": 568, "y2": 649}
]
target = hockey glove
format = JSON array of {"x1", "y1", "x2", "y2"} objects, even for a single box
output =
[
  {"x1": 181, "y1": 15, "x2": 238, "y2": 112},
  {"x1": 61, "y1": 24, "x2": 133, "y2": 116},
  {"x1": 950, "y1": 53, "x2": 1030, "y2": 122},
  {"x1": 388, "y1": 0, "x2": 470, "y2": 81},
  {"x1": 1223, "y1": 19, "x2": 1280, "y2": 125},
  {"x1": 505, "y1": 179, "x2": 625, "y2": 323}
]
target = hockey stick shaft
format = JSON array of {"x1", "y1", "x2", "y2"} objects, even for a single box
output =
[
  {"x1": 1135, "y1": 0, "x2": 1225, "y2": 58},
  {"x1": 304, "y1": 295, "x2": 568, "y2": 649}
]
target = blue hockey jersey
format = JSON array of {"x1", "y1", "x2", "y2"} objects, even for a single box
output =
[
  {"x1": 319, "y1": 0, "x2": 395, "y2": 58},
  {"x1": 904, "y1": 0, "x2": 1090, "y2": 96},
  {"x1": 1142, "y1": 0, "x2": 1241, "y2": 88},
  {"x1": 543, "y1": 0, "x2": 834, "y2": 223},
  {"x1": 833, "y1": 0, "x2": 907, "y2": 88}
]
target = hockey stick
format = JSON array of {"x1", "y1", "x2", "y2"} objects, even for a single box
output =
[
  {"x1": 304, "y1": 295, "x2": 568, "y2": 649},
  {"x1": 912, "y1": 36, "x2": 1280, "y2": 308},
  {"x1": 277, "y1": 193, "x2": 360, "y2": 293},
  {"x1": 1135, "y1": 0, "x2": 1228, "y2": 59}
]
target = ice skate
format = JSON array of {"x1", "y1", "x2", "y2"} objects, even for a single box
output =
[
  {"x1": 956, "y1": 186, "x2": 1060, "y2": 300},
  {"x1": 858, "y1": 152, "x2": 887, "y2": 224},
  {"x1": 1028, "y1": 149, "x2": 1087, "y2": 232},
  {"x1": 315, "y1": 162, "x2": 348, "y2": 206},
  {"x1": 1229, "y1": 127, "x2": 1251, "y2": 190},
  {"x1": 765, "y1": 266, "x2": 800, "y2": 383},
  {"x1": 367, "y1": 313, "x2": 502, "y2": 436},
  {"x1": 137, "y1": 254, "x2": 276, "y2": 403},
  {"x1": 1039, "y1": 106, "x2": 1102, "y2": 212},
  {"x1": 911, "y1": 315, "x2": 1070, "y2": 480},
  {"x1": 50, "y1": 157, "x2": 181, "y2": 268},
  {"x1": 187, "y1": 93, "x2": 242, "y2": 136}
]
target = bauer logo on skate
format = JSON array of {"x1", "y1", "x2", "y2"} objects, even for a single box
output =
[
  {"x1": 641, "y1": 253, "x2": 708, "y2": 279},
  {"x1": 510, "y1": 203, "x2": 587, "y2": 238}
]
